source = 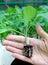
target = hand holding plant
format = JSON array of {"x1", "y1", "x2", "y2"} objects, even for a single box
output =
[{"x1": 3, "y1": 23, "x2": 48, "y2": 65}]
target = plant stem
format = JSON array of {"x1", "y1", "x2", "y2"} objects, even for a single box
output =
[{"x1": 12, "y1": 29, "x2": 25, "y2": 36}]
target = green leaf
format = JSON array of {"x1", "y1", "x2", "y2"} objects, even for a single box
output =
[
  {"x1": 23, "y1": 6, "x2": 37, "y2": 21},
  {"x1": 35, "y1": 5, "x2": 48, "y2": 33},
  {"x1": 38, "y1": 5, "x2": 48, "y2": 12},
  {"x1": 6, "y1": 6, "x2": 16, "y2": 14},
  {"x1": 0, "y1": 28, "x2": 11, "y2": 34}
]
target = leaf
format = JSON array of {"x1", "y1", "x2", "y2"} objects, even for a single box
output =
[
  {"x1": 23, "y1": 6, "x2": 37, "y2": 21},
  {"x1": 6, "y1": 6, "x2": 16, "y2": 14},
  {"x1": 38, "y1": 5, "x2": 48, "y2": 12},
  {"x1": 35, "y1": 5, "x2": 48, "y2": 33}
]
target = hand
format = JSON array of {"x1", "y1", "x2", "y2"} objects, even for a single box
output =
[{"x1": 3, "y1": 23, "x2": 48, "y2": 65}]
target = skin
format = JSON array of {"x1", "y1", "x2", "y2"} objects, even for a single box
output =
[{"x1": 3, "y1": 23, "x2": 48, "y2": 65}]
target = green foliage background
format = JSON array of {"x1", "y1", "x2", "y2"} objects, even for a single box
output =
[{"x1": 0, "y1": 5, "x2": 48, "y2": 39}]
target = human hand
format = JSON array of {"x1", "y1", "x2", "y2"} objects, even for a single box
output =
[{"x1": 3, "y1": 23, "x2": 48, "y2": 65}]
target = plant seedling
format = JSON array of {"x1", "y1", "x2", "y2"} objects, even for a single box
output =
[{"x1": 23, "y1": 38, "x2": 33, "y2": 58}]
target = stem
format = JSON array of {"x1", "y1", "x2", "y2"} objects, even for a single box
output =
[
  {"x1": 25, "y1": 20, "x2": 29, "y2": 44},
  {"x1": 12, "y1": 29, "x2": 25, "y2": 36}
]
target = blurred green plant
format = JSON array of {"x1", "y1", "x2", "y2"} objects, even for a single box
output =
[
  {"x1": 0, "y1": 5, "x2": 37, "y2": 39},
  {"x1": 35, "y1": 5, "x2": 48, "y2": 32},
  {"x1": 0, "y1": 5, "x2": 48, "y2": 39}
]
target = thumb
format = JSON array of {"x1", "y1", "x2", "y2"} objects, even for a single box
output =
[{"x1": 36, "y1": 23, "x2": 48, "y2": 41}]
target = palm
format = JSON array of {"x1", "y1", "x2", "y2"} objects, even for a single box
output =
[
  {"x1": 3, "y1": 23, "x2": 48, "y2": 65},
  {"x1": 30, "y1": 39, "x2": 48, "y2": 65},
  {"x1": 28, "y1": 23, "x2": 48, "y2": 65}
]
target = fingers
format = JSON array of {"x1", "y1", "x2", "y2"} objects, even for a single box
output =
[
  {"x1": 36, "y1": 23, "x2": 48, "y2": 41},
  {"x1": 3, "y1": 40, "x2": 24, "y2": 50},
  {"x1": 6, "y1": 35, "x2": 35, "y2": 45},
  {"x1": 6, "y1": 35, "x2": 32, "y2": 44},
  {"x1": 6, "y1": 35, "x2": 25, "y2": 43},
  {"x1": 5, "y1": 46, "x2": 23, "y2": 55},
  {"x1": 12, "y1": 53, "x2": 32, "y2": 63},
  {"x1": 3, "y1": 37, "x2": 44, "y2": 48},
  {"x1": 29, "y1": 38, "x2": 43, "y2": 46},
  {"x1": 6, "y1": 34, "x2": 43, "y2": 45}
]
